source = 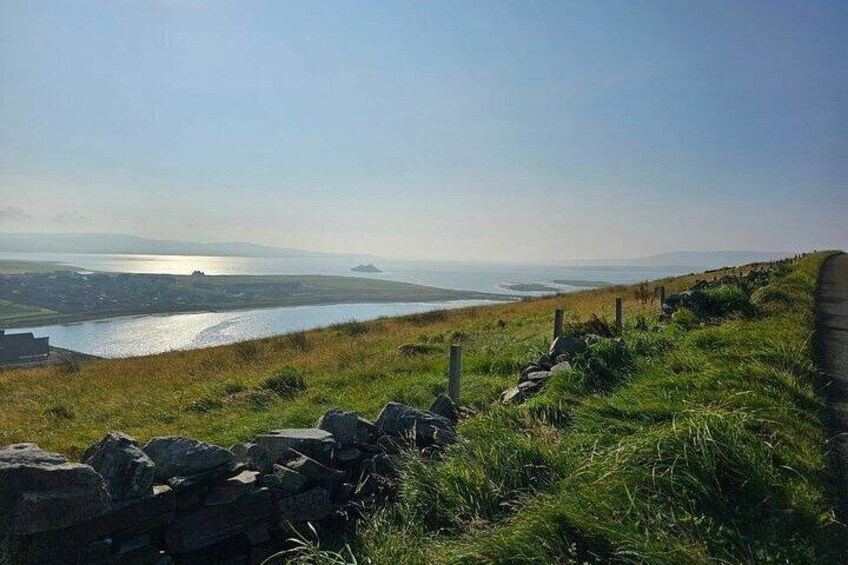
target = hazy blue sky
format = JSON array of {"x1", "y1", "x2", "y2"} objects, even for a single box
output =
[{"x1": 1, "y1": 1, "x2": 845, "y2": 261}]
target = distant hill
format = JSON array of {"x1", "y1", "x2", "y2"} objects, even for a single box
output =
[
  {"x1": 0, "y1": 233, "x2": 370, "y2": 259},
  {"x1": 569, "y1": 251, "x2": 793, "y2": 269}
]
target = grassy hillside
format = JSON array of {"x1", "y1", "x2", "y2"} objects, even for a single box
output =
[
  {"x1": 0, "y1": 259, "x2": 75, "y2": 274},
  {"x1": 1, "y1": 254, "x2": 841, "y2": 563},
  {"x1": 2, "y1": 266, "x2": 722, "y2": 458},
  {"x1": 340, "y1": 252, "x2": 843, "y2": 563}
]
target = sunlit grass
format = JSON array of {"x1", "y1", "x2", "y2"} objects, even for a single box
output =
[
  {"x1": 1, "y1": 272, "x2": 707, "y2": 457},
  {"x1": 342, "y1": 252, "x2": 843, "y2": 564}
]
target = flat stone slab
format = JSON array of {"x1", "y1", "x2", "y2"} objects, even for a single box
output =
[
  {"x1": 142, "y1": 437, "x2": 234, "y2": 482},
  {"x1": 254, "y1": 428, "x2": 336, "y2": 462}
]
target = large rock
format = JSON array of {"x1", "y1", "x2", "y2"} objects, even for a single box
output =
[
  {"x1": 549, "y1": 335, "x2": 588, "y2": 359},
  {"x1": 254, "y1": 428, "x2": 336, "y2": 462},
  {"x1": 0, "y1": 443, "x2": 111, "y2": 535},
  {"x1": 315, "y1": 408, "x2": 359, "y2": 446},
  {"x1": 142, "y1": 437, "x2": 234, "y2": 482},
  {"x1": 429, "y1": 394, "x2": 460, "y2": 423},
  {"x1": 375, "y1": 402, "x2": 455, "y2": 446},
  {"x1": 83, "y1": 431, "x2": 155, "y2": 501}
]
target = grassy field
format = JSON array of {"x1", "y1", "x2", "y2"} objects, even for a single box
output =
[
  {"x1": 339, "y1": 251, "x2": 843, "y2": 563},
  {"x1": 0, "y1": 267, "x2": 716, "y2": 458},
  {"x1": 1, "y1": 254, "x2": 841, "y2": 562},
  {"x1": 0, "y1": 259, "x2": 76, "y2": 274}
]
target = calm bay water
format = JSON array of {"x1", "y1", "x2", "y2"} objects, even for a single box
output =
[
  {"x1": 2, "y1": 252, "x2": 693, "y2": 358},
  {"x1": 15, "y1": 300, "x2": 494, "y2": 358}
]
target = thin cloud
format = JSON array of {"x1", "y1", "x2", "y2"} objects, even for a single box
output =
[
  {"x1": 0, "y1": 205, "x2": 32, "y2": 221},
  {"x1": 52, "y1": 211, "x2": 88, "y2": 224}
]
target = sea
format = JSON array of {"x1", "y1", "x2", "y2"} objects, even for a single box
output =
[{"x1": 1, "y1": 252, "x2": 694, "y2": 358}]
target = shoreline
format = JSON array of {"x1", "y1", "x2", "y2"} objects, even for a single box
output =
[{"x1": 3, "y1": 294, "x2": 511, "y2": 330}]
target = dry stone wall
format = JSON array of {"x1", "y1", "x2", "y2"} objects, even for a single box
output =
[{"x1": 0, "y1": 396, "x2": 459, "y2": 565}]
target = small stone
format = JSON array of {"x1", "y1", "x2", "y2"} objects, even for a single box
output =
[
  {"x1": 166, "y1": 463, "x2": 237, "y2": 491},
  {"x1": 230, "y1": 443, "x2": 250, "y2": 460},
  {"x1": 521, "y1": 364, "x2": 545, "y2": 376},
  {"x1": 584, "y1": 334, "x2": 602, "y2": 347},
  {"x1": 283, "y1": 452, "x2": 344, "y2": 491},
  {"x1": 550, "y1": 361, "x2": 573, "y2": 374},
  {"x1": 536, "y1": 353, "x2": 555, "y2": 369},
  {"x1": 204, "y1": 470, "x2": 258, "y2": 506},
  {"x1": 522, "y1": 371, "x2": 551, "y2": 384},
  {"x1": 259, "y1": 473, "x2": 282, "y2": 489},
  {"x1": 429, "y1": 394, "x2": 460, "y2": 422},
  {"x1": 499, "y1": 380, "x2": 544, "y2": 405},
  {"x1": 336, "y1": 446, "x2": 362, "y2": 465},
  {"x1": 230, "y1": 442, "x2": 272, "y2": 473},
  {"x1": 272, "y1": 464, "x2": 310, "y2": 494}
]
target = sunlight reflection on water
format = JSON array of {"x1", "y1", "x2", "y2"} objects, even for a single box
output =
[{"x1": 17, "y1": 300, "x2": 495, "y2": 358}]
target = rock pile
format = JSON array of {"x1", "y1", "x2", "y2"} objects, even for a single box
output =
[
  {"x1": 0, "y1": 399, "x2": 459, "y2": 564},
  {"x1": 499, "y1": 332, "x2": 614, "y2": 405},
  {"x1": 661, "y1": 264, "x2": 776, "y2": 319}
]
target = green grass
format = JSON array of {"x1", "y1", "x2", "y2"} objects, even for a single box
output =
[
  {"x1": 0, "y1": 299, "x2": 56, "y2": 322},
  {"x1": 330, "y1": 252, "x2": 843, "y2": 564},
  {"x1": 0, "y1": 260, "x2": 76, "y2": 274},
  {"x1": 0, "y1": 266, "x2": 715, "y2": 458},
  {"x1": 2, "y1": 255, "x2": 841, "y2": 563}
]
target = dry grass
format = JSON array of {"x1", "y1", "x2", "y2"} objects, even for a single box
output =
[{"x1": 0, "y1": 269, "x2": 734, "y2": 458}]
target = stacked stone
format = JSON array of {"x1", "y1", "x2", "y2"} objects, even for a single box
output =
[
  {"x1": 501, "y1": 334, "x2": 584, "y2": 405},
  {"x1": 0, "y1": 397, "x2": 459, "y2": 565},
  {"x1": 662, "y1": 265, "x2": 775, "y2": 318}
]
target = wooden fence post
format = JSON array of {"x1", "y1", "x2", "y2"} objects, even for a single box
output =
[
  {"x1": 554, "y1": 309, "x2": 564, "y2": 340},
  {"x1": 615, "y1": 297, "x2": 623, "y2": 334},
  {"x1": 449, "y1": 345, "x2": 462, "y2": 402},
  {"x1": 659, "y1": 286, "x2": 666, "y2": 306}
]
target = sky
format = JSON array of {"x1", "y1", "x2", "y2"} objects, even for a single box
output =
[{"x1": 0, "y1": 1, "x2": 845, "y2": 262}]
